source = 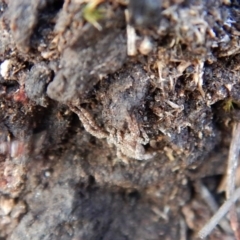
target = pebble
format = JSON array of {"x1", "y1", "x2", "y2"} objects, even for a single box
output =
[
  {"x1": 0, "y1": 197, "x2": 15, "y2": 215},
  {"x1": 0, "y1": 60, "x2": 11, "y2": 79}
]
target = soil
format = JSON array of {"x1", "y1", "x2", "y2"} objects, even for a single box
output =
[{"x1": 0, "y1": 0, "x2": 240, "y2": 239}]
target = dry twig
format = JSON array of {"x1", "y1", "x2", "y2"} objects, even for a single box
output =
[
  {"x1": 198, "y1": 122, "x2": 240, "y2": 239},
  {"x1": 198, "y1": 187, "x2": 240, "y2": 238},
  {"x1": 227, "y1": 123, "x2": 240, "y2": 240}
]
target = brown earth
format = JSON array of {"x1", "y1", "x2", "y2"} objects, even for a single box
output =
[{"x1": 0, "y1": 0, "x2": 240, "y2": 239}]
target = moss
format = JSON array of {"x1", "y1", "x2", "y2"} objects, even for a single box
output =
[
  {"x1": 223, "y1": 98, "x2": 235, "y2": 112},
  {"x1": 223, "y1": 98, "x2": 240, "y2": 112}
]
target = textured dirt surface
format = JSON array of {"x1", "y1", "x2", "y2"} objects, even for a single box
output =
[{"x1": 0, "y1": 0, "x2": 240, "y2": 239}]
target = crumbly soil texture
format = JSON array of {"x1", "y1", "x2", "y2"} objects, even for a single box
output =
[{"x1": 0, "y1": 0, "x2": 240, "y2": 239}]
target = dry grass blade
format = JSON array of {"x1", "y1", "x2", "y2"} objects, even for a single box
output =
[
  {"x1": 198, "y1": 187, "x2": 240, "y2": 239},
  {"x1": 200, "y1": 183, "x2": 232, "y2": 234},
  {"x1": 198, "y1": 122, "x2": 240, "y2": 239},
  {"x1": 226, "y1": 123, "x2": 240, "y2": 199},
  {"x1": 227, "y1": 123, "x2": 240, "y2": 240}
]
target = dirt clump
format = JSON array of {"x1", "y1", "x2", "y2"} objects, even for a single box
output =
[{"x1": 0, "y1": 0, "x2": 240, "y2": 239}]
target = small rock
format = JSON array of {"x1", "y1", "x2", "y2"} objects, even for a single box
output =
[
  {"x1": 0, "y1": 197, "x2": 15, "y2": 215},
  {"x1": 0, "y1": 60, "x2": 11, "y2": 79},
  {"x1": 10, "y1": 201, "x2": 26, "y2": 219}
]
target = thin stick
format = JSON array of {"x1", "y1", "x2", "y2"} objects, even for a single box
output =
[
  {"x1": 229, "y1": 205, "x2": 240, "y2": 240},
  {"x1": 226, "y1": 122, "x2": 240, "y2": 240},
  {"x1": 200, "y1": 182, "x2": 231, "y2": 234},
  {"x1": 198, "y1": 187, "x2": 240, "y2": 239},
  {"x1": 198, "y1": 122, "x2": 240, "y2": 239},
  {"x1": 226, "y1": 123, "x2": 240, "y2": 199}
]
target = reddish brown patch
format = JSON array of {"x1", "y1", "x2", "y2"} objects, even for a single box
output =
[{"x1": 13, "y1": 88, "x2": 28, "y2": 104}]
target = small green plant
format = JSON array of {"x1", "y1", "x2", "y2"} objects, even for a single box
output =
[
  {"x1": 223, "y1": 98, "x2": 235, "y2": 112},
  {"x1": 83, "y1": 0, "x2": 105, "y2": 30},
  {"x1": 222, "y1": 98, "x2": 240, "y2": 112}
]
